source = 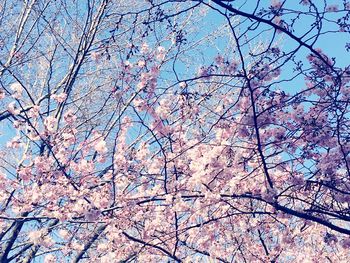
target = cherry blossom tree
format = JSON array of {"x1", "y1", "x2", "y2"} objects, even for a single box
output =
[{"x1": 0, "y1": 0, "x2": 350, "y2": 262}]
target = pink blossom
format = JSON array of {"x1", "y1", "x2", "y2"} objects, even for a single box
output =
[
  {"x1": 156, "y1": 46, "x2": 166, "y2": 60},
  {"x1": 133, "y1": 98, "x2": 146, "y2": 111},
  {"x1": 197, "y1": 67, "x2": 210, "y2": 78},
  {"x1": 179, "y1": 82, "x2": 187, "y2": 88},
  {"x1": 341, "y1": 238, "x2": 350, "y2": 248},
  {"x1": 138, "y1": 60, "x2": 146, "y2": 67},
  {"x1": 271, "y1": 0, "x2": 282, "y2": 9},
  {"x1": 28, "y1": 230, "x2": 43, "y2": 245},
  {"x1": 6, "y1": 136, "x2": 21, "y2": 149},
  {"x1": 124, "y1": 60, "x2": 133, "y2": 68},
  {"x1": 215, "y1": 55, "x2": 224, "y2": 65},
  {"x1": 346, "y1": 2, "x2": 350, "y2": 10},
  {"x1": 18, "y1": 167, "x2": 32, "y2": 182},
  {"x1": 137, "y1": 80, "x2": 147, "y2": 90},
  {"x1": 62, "y1": 131, "x2": 76, "y2": 147},
  {"x1": 28, "y1": 105, "x2": 40, "y2": 118},
  {"x1": 44, "y1": 254, "x2": 56, "y2": 263},
  {"x1": 140, "y1": 43, "x2": 149, "y2": 53},
  {"x1": 85, "y1": 208, "x2": 101, "y2": 221},
  {"x1": 64, "y1": 110, "x2": 77, "y2": 124},
  {"x1": 59, "y1": 229, "x2": 70, "y2": 239},
  {"x1": 10, "y1": 82, "x2": 22, "y2": 98},
  {"x1": 0, "y1": 89, "x2": 5, "y2": 99},
  {"x1": 90, "y1": 51, "x2": 101, "y2": 61},
  {"x1": 94, "y1": 139, "x2": 108, "y2": 154},
  {"x1": 52, "y1": 92, "x2": 67, "y2": 103},
  {"x1": 7, "y1": 102, "x2": 20, "y2": 115},
  {"x1": 326, "y1": 4, "x2": 339, "y2": 12},
  {"x1": 44, "y1": 116, "x2": 57, "y2": 133}
]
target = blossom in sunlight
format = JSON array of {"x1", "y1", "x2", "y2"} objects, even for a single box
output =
[
  {"x1": 94, "y1": 139, "x2": 108, "y2": 154},
  {"x1": 44, "y1": 116, "x2": 57, "y2": 133},
  {"x1": 52, "y1": 92, "x2": 67, "y2": 103},
  {"x1": 10, "y1": 82, "x2": 22, "y2": 98},
  {"x1": 7, "y1": 101, "x2": 20, "y2": 115}
]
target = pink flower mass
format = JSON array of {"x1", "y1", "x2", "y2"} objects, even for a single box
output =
[{"x1": 0, "y1": 0, "x2": 350, "y2": 262}]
